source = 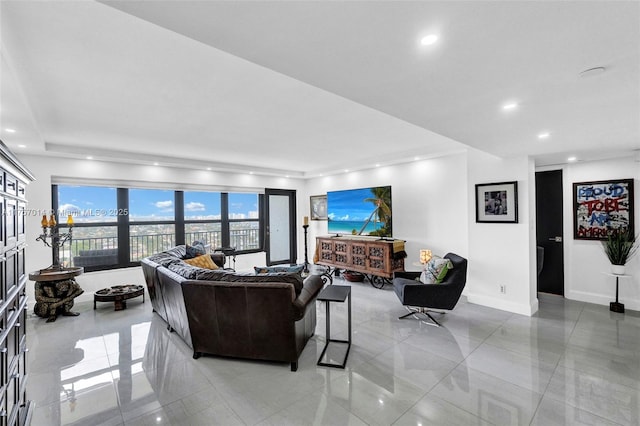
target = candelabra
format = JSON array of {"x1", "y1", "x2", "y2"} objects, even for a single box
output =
[
  {"x1": 36, "y1": 214, "x2": 74, "y2": 269},
  {"x1": 303, "y1": 216, "x2": 310, "y2": 274}
]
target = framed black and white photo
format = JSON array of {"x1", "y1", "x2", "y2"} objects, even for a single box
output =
[
  {"x1": 475, "y1": 181, "x2": 518, "y2": 223},
  {"x1": 310, "y1": 195, "x2": 327, "y2": 220}
]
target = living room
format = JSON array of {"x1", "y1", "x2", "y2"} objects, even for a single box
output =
[{"x1": 1, "y1": 1, "x2": 639, "y2": 425}]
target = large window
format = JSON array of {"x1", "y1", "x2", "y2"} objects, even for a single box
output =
[
  {"x1": 184, "y1": 191, "x2": 222, "y2": 248},
  {"x1": 56, "y1": 186, "x2": 120, "y2": 269},
  {"x1": 228, "y1": 192, "x2": 260, "y2": 251},
  {"x1": 129, "y1": 189, "x2": 175, "y2": 261},
  {"x1": 54, "y1": 185, "x2": 263, "y2": 271}
]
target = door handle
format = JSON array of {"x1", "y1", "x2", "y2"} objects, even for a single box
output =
[{"x1": 548, "y1": 236, "x2": 562, "y2": 242}]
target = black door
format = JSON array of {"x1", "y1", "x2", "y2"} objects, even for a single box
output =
[
  {"x1": 536, "y1": 170, "x2": 564, "y2": 295},
  {"x1": 264, "y1": 189, "x2": 297, "y2": 265}
]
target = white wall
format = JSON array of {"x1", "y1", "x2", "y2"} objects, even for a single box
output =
[
  {"x1": 466, "y1": 149, "x2": 538, "y2": 315},
  {"x1": 18, "y1": 154, "x2": 306, "y2": 305},
  {"x1": 305, "y1": 150, "x2": 541, "y2": 317},
  {"x1": 562, "y1": 158, "x2": 640, "y2": 310},
  {"x1": 27, "y1": 150, "x2": 636, "y2": 316},
  {"x1": 304, "y1": 153, "x2": 469, "y2": 270}
]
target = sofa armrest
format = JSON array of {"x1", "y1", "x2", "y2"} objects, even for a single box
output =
[{"x1": 292, "y1": 275, "x2": 324, "y2": 320}]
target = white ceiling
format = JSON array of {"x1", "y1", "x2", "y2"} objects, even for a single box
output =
[{"x1": 1, "y1": 1, "x2": 638, "y2": 178}]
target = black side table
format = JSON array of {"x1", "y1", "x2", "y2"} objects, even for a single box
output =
[{"x1": 317, "y1": 284, "x2": 351, "y2": 368}]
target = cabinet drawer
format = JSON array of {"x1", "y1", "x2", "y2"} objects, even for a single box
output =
[
  {"x1": 17, "y1": 202, "x2": 26, "y2": 241},
  {"x1": 16, "y1": 182, "x2": 26, "y2": 200},
  {"x1": 6, "y1": 320, "x2": 18, "y2": 373},
  {"x1": 4, "y1": 252, "x2": 16, "y2": 296},
  {"x1": 16, "y1": 248, "x2": 25, "y2": 285},
  {"x1": 4, "y1": 199, "x2": 17, "y2": 245},
  {"x1": 0, "y1": 196, "x2": 3, "y2": 247},
  {"x1": 4, "y1": 174, "x2": 17, "y2": 197},
  {"x1": 4, "y1": 358, "x2": 18, "y2": 424}
]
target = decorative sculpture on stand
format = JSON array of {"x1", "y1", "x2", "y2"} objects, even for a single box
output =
[{"x1": 30, "y1": 214, "x2": 84, "y2": 322}]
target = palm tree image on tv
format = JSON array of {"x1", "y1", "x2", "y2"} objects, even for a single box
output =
[{"x1": 327, "y1": 186, "x2": 392, "y2": 237}]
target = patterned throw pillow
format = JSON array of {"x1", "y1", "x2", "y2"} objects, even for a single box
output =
[
  {"x1": 185, "y1": 242, "x2": 206, "y2": 259},
  {"x1": 420, "y1": 257, "x2": 453, "y2": 284},
  {"x1": 184, "y1": 254, "x2": 219, "y2": 270}
]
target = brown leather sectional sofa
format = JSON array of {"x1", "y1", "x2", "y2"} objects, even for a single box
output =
[{"x1": 141, "y1": 246, "x2": 325, "y2": 371}]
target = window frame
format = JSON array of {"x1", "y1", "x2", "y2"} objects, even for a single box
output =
[{"x1": 52, "y1": 185, "x2": 264, "y2": 272}]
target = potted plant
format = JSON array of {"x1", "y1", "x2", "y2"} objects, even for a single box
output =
[{"x1": 602, "y1": 229, "x2": 638, "y2": 275}]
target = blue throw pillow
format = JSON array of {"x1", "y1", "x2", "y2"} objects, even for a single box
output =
[
  {"x1": 254, "y1": 264, "x2": 304, "y2": 274},
  {"x1": 185, "y1": 241, "x2": 206, "y2": 259}
]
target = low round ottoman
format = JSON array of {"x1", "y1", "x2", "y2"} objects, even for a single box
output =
[{"x1": 94, "y1": 285, "x2": 145, "y2": 311}]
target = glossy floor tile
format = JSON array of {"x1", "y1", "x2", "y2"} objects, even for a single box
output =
[{"x1": 26, "y1": 278, "x2": 640, "y2": 425}]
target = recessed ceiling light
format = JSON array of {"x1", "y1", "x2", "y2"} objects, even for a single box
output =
[
  {"x1": 249, "y1": 171, "x2": 254, "y2": 175},
  {"x1": 86, "y1": 156, "x2": 93, "y2": 160},
  {"x1": 420, "y1": 34, "x2": 439, "y2": 46},
  {"x1": 17, "y1": 144, "x2": 26, "y2": 148},
  {"x1": 285, "y1": 175, "x2": 290, "y2": 178},
  {"x1": 344, "y1": 169, "x2": 349, "y2": 173},
  {"x1": 502, "y1": 102, "x2": 518, "y2": 110},
  {"x1": 206, "y1": 167, "x2": 212, "y2": 171},
  {"x1": 567, "y1": 156, "x2": 577, "y2": 162},
  {"x1": 375, "y1": 164, "x2": 380, "y2": 167},
  {"x1": 5, "y1": 128, "x2": 16, "y2": 133},
  {"x1": 538, "y1": 132, "x2": 550, "y2": 139},
  {"x1": 153, "y1": 162, "x2": 159, "y2": 166}
]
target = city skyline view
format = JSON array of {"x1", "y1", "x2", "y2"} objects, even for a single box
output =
[{"x1": 57, "y1": 186, "x2": 259, "y2": 222}]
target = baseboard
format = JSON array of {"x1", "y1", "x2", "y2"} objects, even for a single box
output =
[
  {"x1": 466, "y1": 293, "x2": 538, "y2": 316},
  {"x1": 566, "y1": 289, "x2": 640, "y2": 312}
]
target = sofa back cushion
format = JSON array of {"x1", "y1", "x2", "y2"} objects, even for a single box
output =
[
  {"x1": 219, "y1": 272, "x2": 304, "y2": 295},
  {"x1": 195, "y1": 268, "x2": 230, "y2": 281},
  {"x1": 167, "y1": 262, "x2": 211, "y2": 279},
  {"x1": 147, "y1": 245, "x2": 186, "y2": 266}
]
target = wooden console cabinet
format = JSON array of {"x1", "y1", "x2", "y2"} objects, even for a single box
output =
[
  {"x1": 316, "y1": 236, "x2": 405, "y2": 283},
  {"x1": 0, "y1": 141, "x2": 34, "y2": 425}
]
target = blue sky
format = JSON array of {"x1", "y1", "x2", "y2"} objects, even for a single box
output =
[
  {"x1": 58, "y1": 186, "x2": 258, "y2": 221},
  {"x1": 327, "y1": 187, "x2": 380, "y2": 222}
]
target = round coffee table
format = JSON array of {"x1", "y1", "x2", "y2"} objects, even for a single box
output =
[{"x1": 94, "y1": 285, "x2": 145, "y2": 311}]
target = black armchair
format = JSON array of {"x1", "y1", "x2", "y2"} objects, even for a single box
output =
[{"x1": 392, "y1": 252, "x2": 468, "y2": 326}]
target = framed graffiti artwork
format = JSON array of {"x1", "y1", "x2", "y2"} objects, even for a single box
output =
[
  {"x1": 573, "y1": 179, "x2": 634, "y2": 240},
  {"x1": 475, "y1": 181, "x2": 518, "y2": 223}
]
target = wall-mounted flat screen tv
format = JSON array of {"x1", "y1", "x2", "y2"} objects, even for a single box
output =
[{"x1": 327, "y1": 185, "x2": 392, "y2": 237}]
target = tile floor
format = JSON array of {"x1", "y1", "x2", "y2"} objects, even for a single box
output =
[{"x1": 26, "y1": 276, "x2": 640, "y2": 425}]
